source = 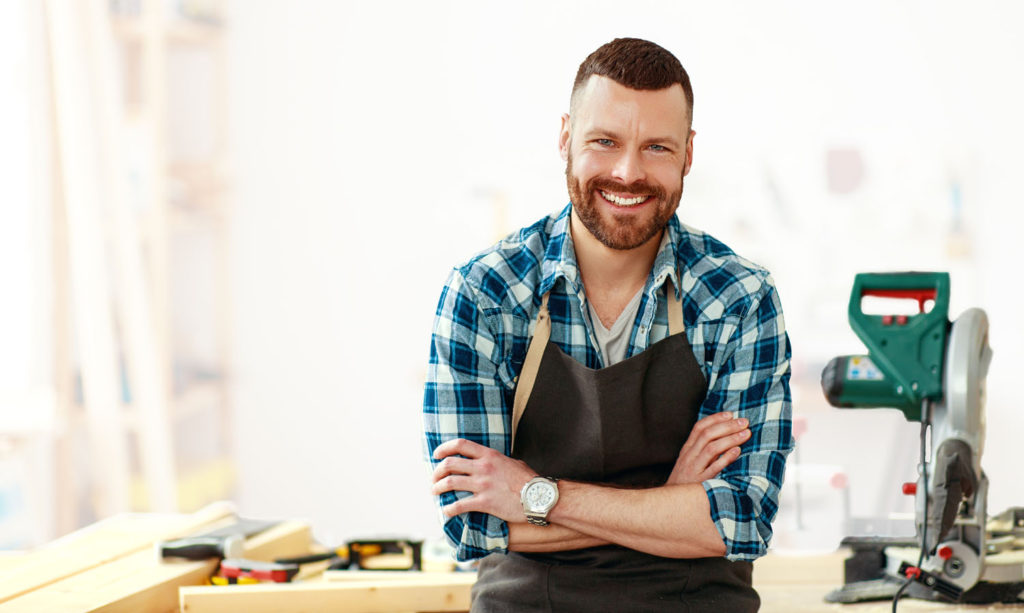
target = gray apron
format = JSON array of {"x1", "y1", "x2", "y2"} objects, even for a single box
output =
[{"x1": 471, "y1": 285, "x2": 760, "y2": 612}]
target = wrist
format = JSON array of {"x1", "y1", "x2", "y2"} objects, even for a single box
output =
[{"x1": 545, "y1": 479, "x2": 578, "y2": 524}]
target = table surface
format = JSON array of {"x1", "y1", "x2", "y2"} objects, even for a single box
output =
[
  {"x1": 752, "y1": 552, "x2": 1023, "y2": 612},
  {"x1": 5, "y1": 517, "x2": 1023, "y2": 612}
]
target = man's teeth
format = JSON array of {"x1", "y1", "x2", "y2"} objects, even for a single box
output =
[{"x1": 601, "y1": 191, "x2": 648, "y2": 206}]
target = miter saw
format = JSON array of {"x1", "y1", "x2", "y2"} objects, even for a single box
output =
[{"x1": 820, "y1": 272, "x2": 1024, "y2": 605}]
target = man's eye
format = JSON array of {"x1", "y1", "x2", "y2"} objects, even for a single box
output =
[
  {"x1": 648, "y1": 144, "x2": 667, "y2": 152},
  {"x1": 596, "y1": 138, "x2": 614, "y2": 147}
]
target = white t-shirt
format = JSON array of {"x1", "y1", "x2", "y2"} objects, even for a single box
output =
[{"x1": 587, "y1": 287, "x2": 644, "y2": 367}]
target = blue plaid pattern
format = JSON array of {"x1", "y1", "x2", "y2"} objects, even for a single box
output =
[{"x1": 423, "y1": 204, "x2": 793, "y2": 562}]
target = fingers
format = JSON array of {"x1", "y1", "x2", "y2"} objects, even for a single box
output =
[
  {"x1": 670, "y1": 412, "x2": 751, "y2": 484},
  {"x1": 433, "y1": 438, "x2": 489, "y2": 461},
  {"x1": 701, "y1": 414, "x2": 749, "y2": 444},
  {"x1": 683, "y1": 413, "x2": 749, "y2": 457},
  {"x1": 431, "y1": 455, "x2": 484, "y2": 518},
  {"x1": 682, "y1": 412, "x2": 739, "y2": 452},
  {"x1": 441, "y1": 496, "x2": 482, "y2": 519},
  {"x1": 700, "y1": 429, "x2": 749, "y2": 462},
  {"x1": 431, "y1": 456, "x2": 474, "y2": 482},
  {"x1": 700, "y1": 446, "x2": 742, "y2": 481},
  {"x1": 431, "y1": 474, "x2": 473, "y2": 497},
  {"x1": 692, "y1": 423, "x2": 749, "y2": 472},
  {"x1": 429, "y1": 442, "x2": 534, "y2": 521},
  {"x1": 694, "y1": 410, "x2": 737, "y2": 431},
  {"x1": 430, "y1": 448, "x2": 486, "y2": 519}
]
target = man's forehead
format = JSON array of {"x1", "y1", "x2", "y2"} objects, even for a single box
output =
[{"x1": 571, "y1": 76, "x2": 690, "y2": 133}]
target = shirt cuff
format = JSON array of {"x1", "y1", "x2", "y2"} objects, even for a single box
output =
[
  {"x1": 442, "y1": 510, "x2": 510, "y2": 562},
  {"x1": 702, "y1": 477, "x2": 773, "y2": 562}
]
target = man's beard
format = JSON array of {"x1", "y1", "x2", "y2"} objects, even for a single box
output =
[{"x1": 566, "y1": 155, "x2": 683, "y2": 251}]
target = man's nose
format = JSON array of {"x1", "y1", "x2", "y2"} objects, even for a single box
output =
[{"x1": 610, "y1": 149, "x2": 645, "y2": 185}]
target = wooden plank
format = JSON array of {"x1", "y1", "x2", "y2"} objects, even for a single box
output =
[
  {"x1": 233, "y1": 520, "x2": 314, "y2": 562},
  {"x1": 753, "y1": 550, "x2": 847, "y2": 586},
  {"x1": 323, "y1": 571, "x2": 476, "y2": 583},
  {"x1": 45, "y1": 0, "x2": 77, "y2": 535},
  {"x1": 0, "y1": 501, "x2": 234, "y2": 604},
  {"x1": 184, "y1": 553, "x2": 1020, "y2": 613},
  {"x1": 85, "y1": 0, "x2": 178, "y2": 512},
  {"x1": 0, "y1": 554, "x2": 28, "y2": 574},
  {"x1": 138, "y1": 0, "x2": 173, "y2": 436},
  {"x1": 180, "y1": 575, "x2": 475, "y2": 613},
  {"x1": 0, "y1": 519, "x2": 310, "y2": 613},
  {"x1": 43, "y1": 0, "x2": 131, "y2": 520}
]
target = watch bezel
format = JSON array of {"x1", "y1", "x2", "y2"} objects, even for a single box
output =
[{"x1": 521, "y1": 476, "x2": 559, "y2": 524}]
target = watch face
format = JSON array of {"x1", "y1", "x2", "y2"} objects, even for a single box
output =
[{"x1": 526, "y1": 482, "x2": 555, "y2": 511}]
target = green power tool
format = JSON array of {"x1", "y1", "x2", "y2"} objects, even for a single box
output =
[
  {"x1": 820, "y1": 271, "x2": 1021, "y2": 605},
  {"x1": 820, "y1": 272, "x2": 950, "y2": 422}
]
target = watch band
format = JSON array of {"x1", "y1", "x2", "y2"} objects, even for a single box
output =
[{"x1": 525, "y1": 514, "x2": 550, "y2": 527}]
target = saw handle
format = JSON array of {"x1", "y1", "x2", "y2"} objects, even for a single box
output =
[
  {"x1": 851, "y1": 272, "x2": 949, "y2": 318},
  {"x1": 859, "y1": 287, "x2": 937, "y2": 314},
  {"x1": 843, "y1": 272, "x2": 951, "y2": 417}
]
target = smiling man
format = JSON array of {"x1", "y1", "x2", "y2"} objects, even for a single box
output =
[{"x1": 423, "y1": 38, "x2": 792, "y2": 612}]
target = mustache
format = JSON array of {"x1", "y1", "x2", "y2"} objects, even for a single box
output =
[{"x1": 586, "y1": 177, "x2": 666, "y2": 199}]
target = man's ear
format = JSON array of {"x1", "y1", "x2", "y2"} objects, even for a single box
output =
[
  {"x1": 558, "y1": 114, "x2": 571, "y2": 161},
  {"x1": 682, "y1": 129, "x2": 695, "y2": 176}
]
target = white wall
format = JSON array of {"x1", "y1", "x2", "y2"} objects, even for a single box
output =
[{"x1": 226, "y1": 0, "x2": 1024, "y2": 549}]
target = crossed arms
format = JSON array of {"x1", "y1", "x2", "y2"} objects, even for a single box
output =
[
  {"x1": 431, "y1": 411, "x2": 750, "y2": 558},
  {"x1": 423, "y1": 269, "x2": 792, "y2": 562}
]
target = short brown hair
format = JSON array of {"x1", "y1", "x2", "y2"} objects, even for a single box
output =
[{"x1": 571, "y1": 38, "x2": 694, "y2": 125}]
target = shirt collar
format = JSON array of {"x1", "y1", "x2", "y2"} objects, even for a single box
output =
[
  {"x1": 539, "y1": 205, "x2": 579, "y2": 297},
  {"x1": 540, "y1": 204, "x2": 683, "y2": 299},
  {"x1": 654, "y1": 216, "x2": 684, "y2": 300}
]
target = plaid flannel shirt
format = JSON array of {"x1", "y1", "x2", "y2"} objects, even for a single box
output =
[{"x1": 423, "y1": 204, "x2": 792, "y2": 562}]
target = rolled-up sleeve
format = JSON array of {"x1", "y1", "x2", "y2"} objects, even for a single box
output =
[
  {"x1": 701, "y1": 279, "x2": 793, "y2": 561},
  {"x1": 422, "y1": 269, "x2": 511, "y2": 561}
]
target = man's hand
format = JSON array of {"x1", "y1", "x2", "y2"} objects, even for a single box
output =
[
  {"x1": 431, "y1": 439, "x2": 536, "y2": 522},
  {"x1": 666, "y1": 412, "x2": 750, "y2": 485}
]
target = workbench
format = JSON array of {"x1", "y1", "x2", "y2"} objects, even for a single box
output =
[{"x1": 1, "y1": 505, "x2": 1020, "y2": 612}]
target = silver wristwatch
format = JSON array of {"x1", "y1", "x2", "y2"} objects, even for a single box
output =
[{"x1": 521, "y1": 476, "x2": 559, "y2": 526}]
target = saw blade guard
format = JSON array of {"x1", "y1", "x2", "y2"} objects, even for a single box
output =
[
  {"x1": 920, "y1": 308, "x2": 992, "y2": 560},
  {"x1": 931, "y1": 307, "x2": 991, "y2": 477}
]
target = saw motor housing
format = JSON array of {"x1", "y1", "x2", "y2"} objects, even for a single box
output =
[{"x1": 821, "y1": 272, "x2": 949, "y2": 421}]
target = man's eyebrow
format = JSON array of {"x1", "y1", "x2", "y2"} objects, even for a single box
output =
[{"x1": 581, "y1": 128, "x2": 623, "y2": 140}]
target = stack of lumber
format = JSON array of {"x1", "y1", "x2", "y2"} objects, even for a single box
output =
[
  {"x1": 0, "y1": 502, "x2": 310, "y2": 613},
  {"x1": 0, "y1": 503, "x2": 473, "y2": 613}
]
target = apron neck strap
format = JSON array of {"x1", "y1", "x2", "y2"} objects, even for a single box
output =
[
  {"x1": 666, "y1": 279, "x2": 684, "y2": 336},
  {"x1": 511, "y1": 292, "x2": 550, "y2": 452}
]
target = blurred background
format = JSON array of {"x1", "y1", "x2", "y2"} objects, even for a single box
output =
[{"x1": 1, "y1": 0, "x2": 1022, "y2": 555}]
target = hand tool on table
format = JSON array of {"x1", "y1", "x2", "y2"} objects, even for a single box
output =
[
  {"x1": 210, "y1": 574, "x2": 261, "y2": 586},
  {"x1": 343, "y1": 538, "x2": 423, "y2": 571},
  {"x1": 820, "y1": 272, "x2": 1024, "y2": 605},
  {"x1": 156, "y1": 518, "x2": 277, "y2": 561},
  {"x1": 218, "y1": 558, "x2": 301, "y2": 583},
  {"x1": 209, "y1": 547, "x2": 350, "y2": 584}
]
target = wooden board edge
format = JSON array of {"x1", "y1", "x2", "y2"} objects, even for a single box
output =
[
  {"x1": 0, "y1": 519, "x2": 309, "y2": 612},
  {"x1": 0, "y1": 502, "x2": 235, "y2": 604},
  {"x1": 179, "y1": 579, "x2": 473, "y2": 613}
]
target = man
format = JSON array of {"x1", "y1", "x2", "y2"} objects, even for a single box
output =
[{"x1": 423, "y1": 38, "x2": 791, "y2": 612}]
